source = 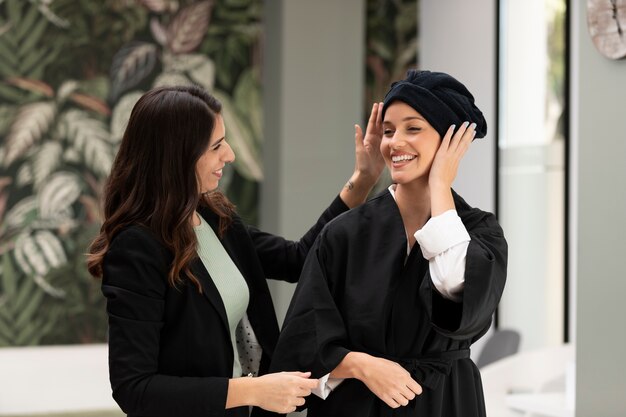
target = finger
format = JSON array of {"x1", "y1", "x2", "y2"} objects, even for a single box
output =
[
  {"x1": 393, "y1": 391, "x2": 410, "y2": 406},
  {"x1": 455, "y1": 122, "x2": 476, "y2": 156},
  {"x1": 294, "y1": 397, "x2": 306, "y2": 406},
  {"x1": 355, "y1": 124, "x2": 364, "y2": 146},
  {"x1": 300, "y1": 378, "x2": 320, "y2": 389},
  {"x1": 450, "y1": 121, "x2": 470, "y2": 151},
  {"x1": 376, "y1": 102, "x2": 384, "y2": 131},
  {"x1": 283, "y1": 371, "x2": 311, "y2": 378},
  {"x1": 407, "y1": 379, "x2": 423, "y2": 395},
  {"x1": 400, "y1": 385, "x2": 416, "y2": 401},
  {"x1": 366, "y1": 103, "x2": 378, "y2": 133},
  {"x1": 439, "y1": 124, "x2": 456, "y2": 152},
  {"x1": 383, "y1": 395, "x2": 401, "y2": 409}
]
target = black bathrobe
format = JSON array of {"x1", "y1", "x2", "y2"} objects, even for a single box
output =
[{"x1": 270, "y1": 189, "x2": 507, "y2": 417}]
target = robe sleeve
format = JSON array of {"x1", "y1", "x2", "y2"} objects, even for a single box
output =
[
  {"x1": 102, "y1": 228, "x2": 229, "y2": 417},
  {"x1": 419, "y1": 211, "x2": 508, "y2": 340},
  {"x1": 269, "y1": 229, "x2": 350, "y2": 379},
  {"x1": 247, "y1": 195, "x2": 348, "y2": 282}
]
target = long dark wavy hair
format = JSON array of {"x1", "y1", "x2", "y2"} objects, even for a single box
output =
[{"x1": 87, "y1": 85, "x2": 235, "y2": 291}]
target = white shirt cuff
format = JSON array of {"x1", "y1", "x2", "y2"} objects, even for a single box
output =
[
  {"x1": 311, "y1": 373, "x2": 344, "y2": 399},
  {"x1": 414, "y1": 209, "x2": 470, "y2": 260},
  {"x1": 427, "y1": 241, "x2": 469, "y2": 302}
]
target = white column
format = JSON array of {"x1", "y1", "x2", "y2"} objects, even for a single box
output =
[{"x1": 261, "y1": 0, "x2": 365, "y2": 325}]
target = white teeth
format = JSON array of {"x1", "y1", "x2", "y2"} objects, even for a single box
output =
[{"x1": 392, "y1": 154, "x2": 416, "y2": 163}]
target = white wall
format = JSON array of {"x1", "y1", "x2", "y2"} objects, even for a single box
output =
[
  {"x1": 261, "y1": 0, "x2": 365, "y2": 324},
  {"x1": 420, "y1": 0, "x2": 497, "y2": 359},
  {"x1": 420, "y1": 0, "x2": 497, "y2": 214},
  {"x1": 0, "y1": 345, "x2": 118, "y2": 414},
  {"x1": 572, "y1": 1, "x2": 626, "y2": 415}
]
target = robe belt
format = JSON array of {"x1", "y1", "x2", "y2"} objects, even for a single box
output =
[{"x1": 381, "y1": 348, "x2": 470, "y2": 391}]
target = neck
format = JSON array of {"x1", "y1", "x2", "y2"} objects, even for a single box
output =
[
  {"x1": 191, "y1": 211, "x2": 201, "y2": 226},
  {"x1": 394, "y1": 179, "x2": 431, "y2": 238}
]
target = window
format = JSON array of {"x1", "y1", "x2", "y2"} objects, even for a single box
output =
[{"x1": 497, "y1": 0, "x2": 568, "y2": 350}]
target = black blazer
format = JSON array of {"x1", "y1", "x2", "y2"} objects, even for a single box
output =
[{"x1": 101, "y1": 197, "x2": 348, "y2": 417}]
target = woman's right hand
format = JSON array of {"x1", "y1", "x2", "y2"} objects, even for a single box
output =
[
  {"x1": 252, "y1": 371, "x2": 319, "y2": 413},
  {"x1": 355, "y1": 354, "x2": 422, "y2": 409}
]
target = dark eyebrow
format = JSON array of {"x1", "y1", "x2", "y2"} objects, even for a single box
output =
[{"x1": 383, "y1": 116, "x2": 426, "y2": 124}]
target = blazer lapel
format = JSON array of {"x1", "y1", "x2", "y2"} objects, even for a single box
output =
[
  {"x1": 192, "y1": 207, "x2": 230, "y2": 337},
  {"x1": 190, "y1": 258, "x2": 230, "y2": 336},
  {"x1": 197, "y1": 206, "x2": 250, "y2": 287}
]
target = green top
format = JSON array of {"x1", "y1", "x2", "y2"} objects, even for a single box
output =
[{"x1": 194, "y1": 215, "x2": 250, "y2": 378}]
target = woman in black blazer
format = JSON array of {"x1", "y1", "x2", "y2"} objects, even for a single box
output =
[{"x1": 87, "y1": 85, "x2": 385, "y2": 417}]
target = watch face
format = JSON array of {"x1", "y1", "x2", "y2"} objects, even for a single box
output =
[{"x1": 587, "y1": 0, "x2": 626, "y2": 59}]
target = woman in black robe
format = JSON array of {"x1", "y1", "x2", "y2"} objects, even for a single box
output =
[{"x1": 270, "y1": 70, "x2": 508, "y2": 417}]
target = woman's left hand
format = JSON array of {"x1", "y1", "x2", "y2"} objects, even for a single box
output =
[
  {"x1": 340, "y1": 102, "x2": 386, "y2": 208},
  {"x1": 354, "y1": 102, "x2": 385, "y2": 184},
  {"x1": 428, "y1": 121, "x2": 476, "y2": 190}
]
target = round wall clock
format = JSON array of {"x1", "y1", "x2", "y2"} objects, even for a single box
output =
[{"x1": 587, "y1": 0, "x2": 626, "y2": 59}]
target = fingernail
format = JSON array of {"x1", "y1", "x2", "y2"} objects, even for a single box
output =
[
  {"x1": 470, "y1": 122, "x2": 477, "y2": 129},
  {"x1": 450, "y1": 124, "x2": 456, "y2": 131},
  {"x1": 463, "y1": 121, "x2": 469, "y2": 128}
]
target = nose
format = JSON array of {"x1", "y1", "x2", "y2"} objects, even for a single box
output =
[
  {"x1": 389, "y1": 132, "x2": 406, "y2": 149},
  {"x1": 222, "y1": 141, "x2": 235, "y2": 163}
]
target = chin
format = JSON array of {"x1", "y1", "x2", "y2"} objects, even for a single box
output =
[
  {"x1": 391, "y1": 172, "x2": 414, "y2": 183},
  {"x1": 391, "y1": 172, "x2": 428, "y2": 186}
]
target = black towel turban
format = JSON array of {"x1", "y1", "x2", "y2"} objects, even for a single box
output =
[{"x1": 381, "y1": 69, "x2": 487, "y2": 139}]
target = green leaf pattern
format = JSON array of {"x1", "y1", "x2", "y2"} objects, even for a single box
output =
[
  {"x1": 3, "y1": 101, "x2": 56, "y2": 166},
  {"x1": 0, "y1": 0, "x2": 265, "y2": 345},
  {"x1": 109, "y1": 42, "x2": 158, "y2": 101},
  {"x1": 167, "y1": 1, "x2": 212, "y2": 54}
]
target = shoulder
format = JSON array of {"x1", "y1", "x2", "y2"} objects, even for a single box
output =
[
  {"x1": 103, "y1": 225, "x2": 170, "y2": 292},
  {"x1": 109, "y1": 225, "x2": 165, "y2": 251},
  {"x1": 106, "y1": 225, "x2": 172, "y2": 268},
  {"x1": 319, "y1": 190, "x2": 394, "y2": 240}
]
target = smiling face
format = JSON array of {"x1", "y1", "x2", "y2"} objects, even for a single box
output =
[
  {"x1": 195, "y1": 114, "x2": 234, "y2": 193},
  {"x1": 381, "y1": 101, "x2": 442, "y2": 187}
]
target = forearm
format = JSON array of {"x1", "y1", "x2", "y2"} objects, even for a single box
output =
[
  {"x1": 429, "y1": 184, "x2": 455, "y2": 217},
  {"x1": 226, "y1": 377, "x2": 257, "y2": 409},
  {"x1": 339, "y1": 172, "x2": 377, "y2": 209},
  {"x1": 329, "y1": 351, "x2": 369, "y2": 380}
]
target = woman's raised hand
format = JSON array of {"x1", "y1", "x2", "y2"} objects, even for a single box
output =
[
  {"x1": 354, "y1": 102, "x2": 386, "y2": 183},
  {"x1": 428, "y1": 121, "x2": 476, "y2": 191},
  {"x1": 340, "y1": 102, "x2": 386, "y2": 208}
]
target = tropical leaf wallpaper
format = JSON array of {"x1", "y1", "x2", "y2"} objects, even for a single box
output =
[
  {"x1": 0, "y1": 0, "x2": 416, "y2": 347},
  {"x1": 0, "y1": 0, "x2": 262, "y2": 346}
]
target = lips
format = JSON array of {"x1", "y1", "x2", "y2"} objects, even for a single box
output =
[{"x1": 213, "y1": 168, "x2": 223, "y2": 178}]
